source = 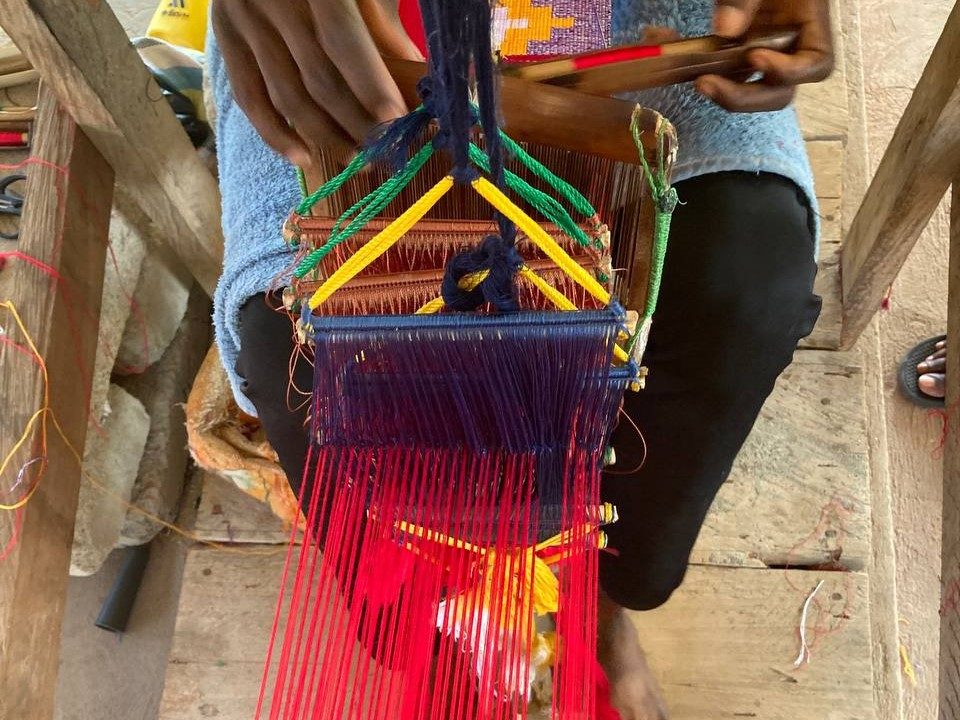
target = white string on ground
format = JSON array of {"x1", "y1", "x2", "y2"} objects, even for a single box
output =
[{"x1": 794, "y1": 579, "x2": 825, "y2": 667}]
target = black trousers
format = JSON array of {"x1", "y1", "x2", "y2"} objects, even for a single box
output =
[{"x1": 236, "y1": 171, "x2": 821, "y2": 612}]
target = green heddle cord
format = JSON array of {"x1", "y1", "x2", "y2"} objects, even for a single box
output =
[
  {"x1": 297, "y1": 150, "x2": 371, "y2": 215},
  {"x1": 326, "y1": 144, "x2": 432, "y2": 241},
  {"x1": 296, "y1": 167, "x2": 309, "y2": 198},
  {"x1": 294, "y1": 144, "x2": 434, "y2": 278},
  {"x1": 498, "y1": 131, "x2": 598, "y2": 219},
  {"x1": 297, "y1": 105, "x2": 431, "y2": 214},
  {"x1": 631, "y1": 112, "x2": 677, "y2": 324},
  {"x1": 467, "y1": 144, "x2": 590, "y2": 247}
]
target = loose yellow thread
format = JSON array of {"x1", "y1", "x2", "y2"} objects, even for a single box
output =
[
  {"x1": 900, "y1": 643, "x2": 918, "y2": 687},
  {"x1": 0, "y1": 299, "x2": 50, "y2": 511},
  {"x1": 0, "y1": 300, "x2": 282, "y2": 556}
]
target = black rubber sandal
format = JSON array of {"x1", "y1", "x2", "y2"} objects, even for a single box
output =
[{"x1": 898, "y1": 334, "x2": 947, "y2": 408}]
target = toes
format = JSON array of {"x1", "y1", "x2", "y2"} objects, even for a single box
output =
[
  {"x1": 919, "y1": 357, "x2": 946, "y2": 373},
  {"x1": 918, "y1": 373, "x2": 946, "y2": 399}
]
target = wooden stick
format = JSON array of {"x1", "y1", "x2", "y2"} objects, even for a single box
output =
[
  {"x1": 385, "y1": 58, "x2": 668, "y2": 165},
  {"x1": 0, "y1": 88, "x2": 113, "y2": 720},
  {"x1": 839, "y1": 1, "x2": 960, "y2": 349},
  {"x1": 0, "y1": 46, "x2": 32, "y2": 77},
  {"x1": 942, "y1": 179, "x2": 960, "y2": 720},
  {"x1": 0, "y1": 0, "x2": 223, "y2": 297},
  {"x1": 503, "y1": 28, "x2": 798, "y2": 96}
]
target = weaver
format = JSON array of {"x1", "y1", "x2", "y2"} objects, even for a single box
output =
[{"x1": 256, "y1": 1, "x2": 677, "y2": 718}]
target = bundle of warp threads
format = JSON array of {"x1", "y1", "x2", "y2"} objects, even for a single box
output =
[{"x1": 252, "y1": 1, "x2": 655, "y2": 718}]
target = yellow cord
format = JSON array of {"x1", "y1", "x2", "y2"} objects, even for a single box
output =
[
  {"x1": 415, "y1": 269, "x2": 489, "y2": 314},
  {"x1": 307, "y1": 175, "x2": 455, "y2": 310},
  {"x1": 471, "y1": 177, "x2": 611, "y2": 305},
  {"x1": 518, "y1": 266, "x2": 577, "y2": 311}
]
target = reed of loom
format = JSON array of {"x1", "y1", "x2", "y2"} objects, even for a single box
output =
[{"x1": 257, "y1": 2, "x2": 677, "y2": 719}]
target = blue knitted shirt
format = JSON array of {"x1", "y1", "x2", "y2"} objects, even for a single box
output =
[{"x1": 209, "y1": 0, "x2": 816, "y2": 417}]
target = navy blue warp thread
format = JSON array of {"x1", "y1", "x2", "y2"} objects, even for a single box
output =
[{"x1": 417, "y1": 0, "x2": 520, "y2": 310}]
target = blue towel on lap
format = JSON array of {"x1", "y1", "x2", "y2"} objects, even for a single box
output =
[{"x1": 209, "y1": 0, "x2": 817, "y2": 417}]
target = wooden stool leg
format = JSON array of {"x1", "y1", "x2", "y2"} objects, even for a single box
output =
[{"x1": 0, "y1": 87, "x2": 114, "y2": 719}]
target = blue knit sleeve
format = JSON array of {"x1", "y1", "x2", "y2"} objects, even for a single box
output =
[
  {"x1": 612, "y1": 0, "x2": 817, "y2": 230},
  {"x1": 208, "y1": 29, "x2": 301, "y2": 416}
]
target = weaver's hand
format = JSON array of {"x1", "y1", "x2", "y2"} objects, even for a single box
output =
[
  {"x1": 212, "y1": 0, "x2": 422, "y2": 165},
  {"x1": 697, "y1": 0, "x2": 834, "y2": 112}
]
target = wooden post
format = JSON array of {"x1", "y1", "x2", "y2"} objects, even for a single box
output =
[
  {"x1": 839, "y1": 1, "x2": 960, "y2": 349},
  {"x1": 0, "y1": 89, "x2": 114, "y2": 719},
  {"x1": 942, "y1": 181, "x2": 960, "y2": 720},
  {"x1": 0, "y1": 0, "x2": 223, "y2": 296}
]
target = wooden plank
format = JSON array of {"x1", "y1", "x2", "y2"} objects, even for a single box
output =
[
  {"x1": 0, "y1": 0, "x2": 223, "y2": 296},
  {"x1": 807, "y1": 140, "x2": 844, "y2": 199},
  {"x1": 838, "y1": 3, "x2": 903, "y2": 714},
  {"x1": 193, "y1": 473, "x2": 291, "y2": 545},
  {"x1": 796, "y1": 66, "x2": 847, "y2": 140},
  {"x1": 629, "y1": 565, "x2": 875, "y2": 719},
  {"x1": 691, "y1": 349, "x2": 871, "y2": 570},
  {"x1": 160, "y1": 546, "x2": 285, "y2": 720},
  {"x1": 795, "y1": 0, "x2": 848, "y2": 142},
  {"x1": 0, "y1": 89, "x2": 114, "y2": 719},
  {"x1": 861, "y1": 321, "x2": 907, "y2": 720},
  {"x1": 941, "y1": 181, "x2": 960, "y2": 720},
  {"x1": 162, "y1": 548, "x2": 875, "y2": 720},
  {"x1": 840, "y1": 2, "x2": 960, "y2": 349}
]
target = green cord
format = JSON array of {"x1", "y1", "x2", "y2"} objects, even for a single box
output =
[
  {"x1": 294, "y1": 144, "x2": 434, "y2": 278},
  {"x1": 630, "y1": 114, "x2": 678, "y2": 323},
  {"x1": 296, "y1": 167, "x2": 309, "y2": 198},
  {"x1": 296, "y1": 150, "x2": 371, "y2": 216},
  {"x1": 296, "y1": 105, "x2": 430, "y2": 214},
  {"x1": 498, "y1": 131, "x2": 598, "y2": 218},
  {"x1": 467, "y1": 144, "x2": 590, "y2": 247}
]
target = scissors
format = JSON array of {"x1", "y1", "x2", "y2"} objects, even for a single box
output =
[{"x1": 0, "y1": 173, "x2": 25, "y2": 240}]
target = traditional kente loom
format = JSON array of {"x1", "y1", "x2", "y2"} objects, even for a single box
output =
[{"x1": 256, "y1": 2, "x2": 678, "y2": 718}]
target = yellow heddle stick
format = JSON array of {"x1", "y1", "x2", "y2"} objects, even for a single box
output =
[
  {"x1": 307, "y1": 175, "x2": 455, "y2": 310},
  {"x1": 471, "y1": 177, "x2": 612, "y2": 306}
]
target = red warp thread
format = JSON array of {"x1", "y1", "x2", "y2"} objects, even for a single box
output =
[{"x1": 592, "y1": 657, "x2": 623, "y2": 720}]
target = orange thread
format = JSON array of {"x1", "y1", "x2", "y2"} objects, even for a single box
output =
[{"x1": 0, "y1": 301, "x2": 281, "y2": 557}]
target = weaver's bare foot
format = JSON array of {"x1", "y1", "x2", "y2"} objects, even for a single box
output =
[
  {"x1": 597, "y1": 592, "x2": 669, "y2": 720},
  {"x1": 917, "y1": 339, "x2": 947, "y2": 399}
]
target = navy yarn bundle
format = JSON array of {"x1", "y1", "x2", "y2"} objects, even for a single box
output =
[{"x1": 362, "y1": 0, "x2": 521, "y2": 313}]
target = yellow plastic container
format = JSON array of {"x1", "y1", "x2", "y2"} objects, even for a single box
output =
[{"x1": 146, "y1": 0, "x2": 209, "y2": 53}]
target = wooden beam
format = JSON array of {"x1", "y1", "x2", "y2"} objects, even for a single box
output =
[
  {"x1": 0, "y1": 89, "x2": 114, "y2": 719},
  {"x1": 386, "y1": 58, "x2": 669, "y2": 165},
  {"x1": 839, "y1": 1, "x2": 960, "y2": 349},
  {"x1": 0, "y1": 0, "x2": 223, "y2": 296},
  {"x1": 941, "y1": 181, "x2": 960, "y2": 720}
]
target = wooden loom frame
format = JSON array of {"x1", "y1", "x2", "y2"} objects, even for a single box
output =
[{"x1": 0, "y1": 0, "x2": 958, "y2": 718}]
